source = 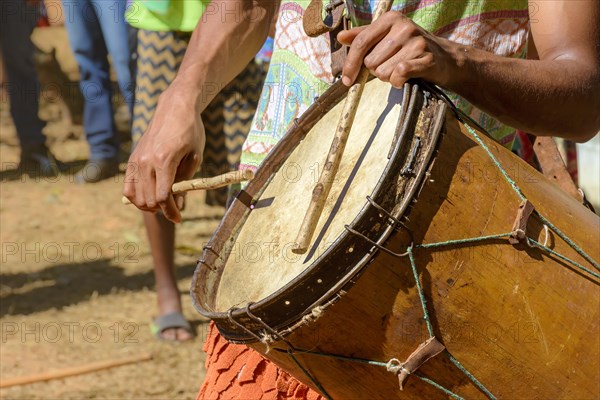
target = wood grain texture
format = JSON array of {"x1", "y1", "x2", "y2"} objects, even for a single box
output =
[{"x1": 533, "y1": 136, "x2": 582, "y2": 201}]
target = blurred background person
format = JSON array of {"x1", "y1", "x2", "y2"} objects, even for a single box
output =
[
  {"x1": 126, "y1": 0, "x2": 271, "y2": 341},
  {"x1": 62, "y1": 0, "x2": 133, "y2": 183},
  {"x1": 0, "y1": 0, "x2": 65, "y2": 176}
]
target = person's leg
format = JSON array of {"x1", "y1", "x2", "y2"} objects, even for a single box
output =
[
  {"x1": 0, "y1": 1, "x2": 45, "y2": 152},
  {"x1": 63, "y1": 0, "x2": 119, "y2": 165},
  {"x1": 127, "y1": 24, "x2": 138, "y2": 117},
  {"x1": 133, "y1": 29, "x2": 192, "y2": 341},
  {"x1": 91, "y1": 0, "x2": 134, "y2": 117},
  {"x1": 0, "y1": 0, "x2": 65, "y2": 176},
  {"x1": 142, "y1": 212, "x2": 192, "y2": 341}
]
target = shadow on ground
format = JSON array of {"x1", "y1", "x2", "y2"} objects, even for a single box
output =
[
  {"x1": 0, "y1": 259, "x2": 196, "y2": 317},
  {"x1": 0, "y1": 160, "x2": 87, "y2": 181}
]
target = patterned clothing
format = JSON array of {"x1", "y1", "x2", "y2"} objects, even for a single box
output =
[
  {"x1": 132, "y1": 29, "x2": 268, "y2": 205},
  {"x1": 240, "y1": 0, "x2": 529, "y2": 170},
  {"x1": 199, "y1": 322, "x2": 325, "y2": 399}
]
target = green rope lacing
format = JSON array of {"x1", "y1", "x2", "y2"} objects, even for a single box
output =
[
  {"x1": 275, "y1": 347, "x2": 468, "y2": 399},
  {"x1": 462, "y1": 123, "x2": 599, "y2": 271},
  {"x1": 273, "y1": 120, "x2": 598, "y2": 399},
  {"x1": 287, "y1": 351, "x2": 334, "y2": 400},
  {"x1": 447, "y1": 354, "x2": 496, "y2": 400},
  {"x1": 417, "y1": 233, "x2": 511, "y2": 248},
  {"x1": 526, "y1": 238, "x2": 600, "y2": 280},
  {"x1": 408, "y1": 247, "x2": 434, "y2": 336},
  {"x1": 413, "y1": 233, "x2": 600, "y2": 280},
  {"x1": 535, "y1": 212, "x2": 599, "y2": 271},
  {"x1": 407, "y1": 246, "x2": 497, "y2": 399}
]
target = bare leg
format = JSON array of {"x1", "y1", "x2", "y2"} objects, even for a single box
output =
[{"x1": 143, "y1": 211, "x2": 193, "y2": 341}]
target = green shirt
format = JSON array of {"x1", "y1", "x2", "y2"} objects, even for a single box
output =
[{"x1": 126, "y1": 0, "x2": 207, "y2": 32}]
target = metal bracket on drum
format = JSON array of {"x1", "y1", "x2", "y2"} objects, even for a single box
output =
[
  {"x1": 236, "y1": 190, "x2": 256, "y2": 209},
  {"x1": 344, "y1": 196, "x2": 415, "y2": 257},
  {"x1": 227, "y1": 303, "x2": 298, "y2": 351},
  {"x1": 196, "y1": 258, "x2": 215, "y2": 272},
  {"x1": 344, "y1": 225, "x2": 412, "y2": 258},
  {"x1": 226, "y1": 308, "x2": 265, "y2": 343},
  {"x1": 197, "y1": 244, "x2": 221, "y2": 271},
  {"x1": 366, "y1": 196, "x2": 414, "y2": 242},
  {"x1": 293, "y1": 118, "x2": 308, "y2": 139},
  {"x1": 235, "y1": 189, "x2": 275, "y2": 210},
  {"x1": 401, "y1": 136, "x2": 422, "y2": 176}
]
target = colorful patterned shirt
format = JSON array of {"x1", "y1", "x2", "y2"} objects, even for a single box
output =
[{"x1": 240, "y1": 0, "x2": 529, "y2": 169}]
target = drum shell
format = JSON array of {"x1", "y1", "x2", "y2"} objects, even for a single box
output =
[{"x1": 244, "y1": 110, "x2": 600, "y2": 399}]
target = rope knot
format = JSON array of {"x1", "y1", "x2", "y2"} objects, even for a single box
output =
[{"x1": 386, "y1": 358, "x2": 407, "y2": 375}]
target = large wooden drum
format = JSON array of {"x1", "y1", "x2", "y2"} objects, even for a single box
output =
[{"x1": 192, "y1": 79, "x2": 600, "y2": 399}]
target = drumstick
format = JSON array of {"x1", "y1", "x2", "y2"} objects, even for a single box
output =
[
  {"x1": 0, "y1": 353, "x2": 153, "y2": 388},
  {"x1": 292, "y1": 0, "x2": 394, "y2": 254},
  {"x1": 121, "y1": 169, "x2": 255, "y2": 205}
]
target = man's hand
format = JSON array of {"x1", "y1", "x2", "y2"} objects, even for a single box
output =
[
  {"x1": 123, "y1": 85, "x2": 205, "y2": 223},
  {"x1": 339, "y1": 2, "x2": 599, "y2": 141},
  {"x1": 338, "y1": 11, "x2": 456, "y2": 89}
]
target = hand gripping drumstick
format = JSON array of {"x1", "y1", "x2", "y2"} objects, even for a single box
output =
[
  {"x1": 121, "y1": 169, "x2": 255, "y2": 205},
  {"x1": 292, "y1": 0, "x2": 393, "y2": 254}
]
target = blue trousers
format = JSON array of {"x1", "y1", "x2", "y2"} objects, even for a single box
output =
[
  {"x1": 63, "y1": 0, "x2": 133, "y2": 160},
  {"x1": 0, "y1": 0, "x2": 46, "y2": 154}
]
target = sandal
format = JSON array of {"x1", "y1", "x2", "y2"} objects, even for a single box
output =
[{"x1": 150, "y1": 312, "x2": 194, "y2": 342}]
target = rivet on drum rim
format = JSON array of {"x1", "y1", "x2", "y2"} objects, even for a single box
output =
[
  {"x1": 285, "y1": 300, "x2": 291, "y2": 305},
  {"x1": 317, "y1": 278, "x2": 323, "y2": 284}
]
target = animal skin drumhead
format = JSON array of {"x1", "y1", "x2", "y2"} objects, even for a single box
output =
[{"x1": 215, "y1": 80, "x2": 404, "y2": 311}]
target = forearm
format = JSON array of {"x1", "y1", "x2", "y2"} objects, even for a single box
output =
[
  {"x1": 444, "y1": 41, "x2": 600, "y2": 142},
  {"x1": 168, "y1": 0, "x2": 278, "y2": 112},
  {"x1": 455, "y1": 49, "x2": 600, "y2": 141}
]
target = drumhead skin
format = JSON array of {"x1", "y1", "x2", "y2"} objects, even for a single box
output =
[
  {"x1": 192, "y1": 78, "x2": 442, "y2": 340},
  {"x1": 216, "y1": 80, "x2": 404, "y2": 310}
]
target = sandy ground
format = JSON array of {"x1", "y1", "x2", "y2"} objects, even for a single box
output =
[{"x1": 0, "y1": 27, "x2": 219, "y2": 399}]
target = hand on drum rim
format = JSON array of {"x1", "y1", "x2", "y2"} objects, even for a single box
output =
[{"x1": 338, "y1": 12, "x2": 456, "y2": 89}]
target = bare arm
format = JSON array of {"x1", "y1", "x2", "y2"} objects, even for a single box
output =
[
  {"x1": 339, "y1": 0, "x2": 600, "y2": 142},
  {"x1": 123, "y1": 0, "x2": 278, "y2": 221},
  {"x1": 172, "y1": 0, "x2": 276, "y2": 113}
]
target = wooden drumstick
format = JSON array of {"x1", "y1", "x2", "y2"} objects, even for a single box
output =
[
  {"x1": 0, "y1": 353, "x2": 153, "y2": 388},
  {"x1": 292, "y1": 0, "x2": 393, "y2": 254},
  {"x1": 121, "y1": 169, "x2": 255, "y2": 205}
]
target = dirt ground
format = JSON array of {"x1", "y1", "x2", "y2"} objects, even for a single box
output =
[{"x1": 0, "y1": 27, "x2": 221, "y2": 399}]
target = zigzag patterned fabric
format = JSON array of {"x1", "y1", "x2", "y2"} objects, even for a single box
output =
[
  {"x1": 202, "y1": 61, "x2": 268, "y2": 206},
  {"x1": 240, "y1": 0, "x2": 529, "y2": 171},
  {"x1": 132, "y1": 30, "x2": 188, "y2": 144},
  {"x1": 132, "y1": 29, "x2": 267, "y2": 206}
]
